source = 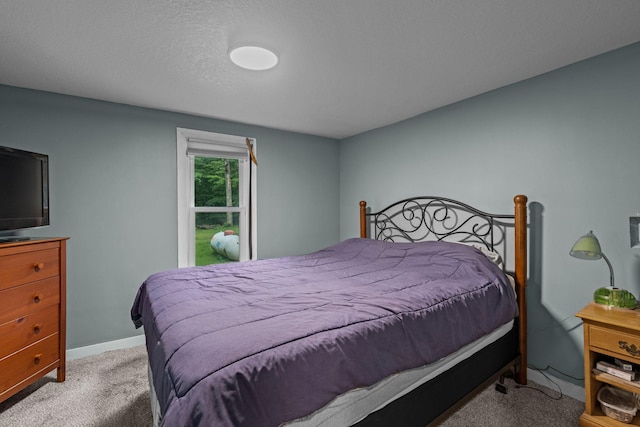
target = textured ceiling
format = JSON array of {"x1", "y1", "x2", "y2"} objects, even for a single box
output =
[{"x1": 1, "y1": 1, "x2": 640, "y2": 139}]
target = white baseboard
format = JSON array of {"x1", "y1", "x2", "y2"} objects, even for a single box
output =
[
  {"x1": 527, "y1": 368, "x2": 585, "y2": 402},
  {"x1": 66, "y1": 334, "x2": 146, "y2": 361}
]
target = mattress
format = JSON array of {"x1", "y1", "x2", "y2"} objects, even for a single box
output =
[{"x1": 148, "y1": 320, "x2": 513, "y2": 427}]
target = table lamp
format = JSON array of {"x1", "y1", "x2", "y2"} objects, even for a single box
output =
[{"x1": 570, "y1": 231, "x2": 637, "y2": 309}]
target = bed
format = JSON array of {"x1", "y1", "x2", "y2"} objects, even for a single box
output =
[{"x1": 131, "y1": 194, "x2": 528, "y2": 427}]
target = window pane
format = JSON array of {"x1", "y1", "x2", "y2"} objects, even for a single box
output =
[
  {"x1": 195, "y1": 212, "x2": 240, "y2": 266},
  {"x1": 194, "y1": 157, "x2": 239, "y2": 207}
]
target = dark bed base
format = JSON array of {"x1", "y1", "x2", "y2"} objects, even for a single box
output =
[{"x1": 353, "y1": 326, "x2": 519, "y2": 427}]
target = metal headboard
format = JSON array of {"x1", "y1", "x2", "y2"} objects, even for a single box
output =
[{"x1": 360, "y1": 196, "x2": 514, "y2": 252}]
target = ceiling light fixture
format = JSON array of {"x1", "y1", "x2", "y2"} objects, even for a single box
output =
[{"x1": 228, "y1": 45, "x2": 278, "y2": 71}]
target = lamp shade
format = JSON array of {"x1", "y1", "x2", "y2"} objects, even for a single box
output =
[
  {"x1": 570, "y1": 230, "x2": 616, "y2": 290},
  {"x1": 570, "y1": 231, "x2": 603, "y2": 260}
]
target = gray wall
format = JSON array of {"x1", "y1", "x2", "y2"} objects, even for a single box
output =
[
  {"x1": 339, "y1": 42, "x2": 640, "y2": 387},
  {"x1": 0, "y1": 85, "x2": 340, "y2": 348}
]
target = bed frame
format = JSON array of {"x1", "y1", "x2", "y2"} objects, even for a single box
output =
[{"x1": 356, "y1": 194, "x2": 528, "y2": 426}]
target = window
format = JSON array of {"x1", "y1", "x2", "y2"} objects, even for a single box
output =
[{"x1": 177, "y1": 128, "x2": 257, "y2": 267}]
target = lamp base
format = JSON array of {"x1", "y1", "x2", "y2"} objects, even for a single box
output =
[{"x1": 593, "y1": 287, "x2": 637, "y2": 309}]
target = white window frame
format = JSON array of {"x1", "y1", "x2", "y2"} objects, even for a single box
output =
[{"x1": 177, "y1": 128, "x2": 257, "y2": 267}]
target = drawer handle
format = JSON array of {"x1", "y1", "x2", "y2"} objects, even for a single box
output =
[
  {"x1": 34, "y1": 294, "x2": 41, "y2": 304},
  {"x1": 34, "y1": 354, "x2": 42, "y2": 365},
  {"x1": 34, "y1": 263, "x2": 44, "y2": 272},
  {"x1": 33, "y1": 324, "x2": 41, "y2": 334},
  {"x1": 619, "y1": 341, "x2": 640, "y2": 356}
]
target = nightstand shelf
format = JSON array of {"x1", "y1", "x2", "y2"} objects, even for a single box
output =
[
  {"x1": 593, "y1": 370, "x2": 640, "y2": 395},
  {"x1": 581, "y1": 407, "x2": 640, "y2": 426},
  {"x1": 577, "y1": 303, "x2": 640, "y2": 427}
]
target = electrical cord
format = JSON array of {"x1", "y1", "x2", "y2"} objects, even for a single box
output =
[
  {"x1": 529, "y1": 317, "x2": 583, "y2": 336},
  {"x1": 514, "y1": 365, "x2": 583, "y2": 401},
  {"x1": 530, "y1": 364, "x2": 584, "y2": 382}
]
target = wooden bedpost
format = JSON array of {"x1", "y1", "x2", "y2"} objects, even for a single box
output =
[
  {"x1": 359, "y1": 201, "x2": 367, "y2": 238},
  {"x1": 514, "y1": 194, "x2": 528, "y2": 385}
]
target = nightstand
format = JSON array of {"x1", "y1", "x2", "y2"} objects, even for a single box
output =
[{"x1": 577, "y1": 303, "x2": 640, "y2": 426}]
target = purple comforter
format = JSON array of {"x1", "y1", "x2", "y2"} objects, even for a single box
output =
[{"x1": 131, "y1": 238, "x2": 518, "y2": 427}]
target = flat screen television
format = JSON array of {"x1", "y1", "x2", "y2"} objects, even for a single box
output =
[{"x1": 0, "y1": 146, "x2": 50, "y2": 234}]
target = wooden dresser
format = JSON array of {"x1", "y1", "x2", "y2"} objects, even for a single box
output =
[{"x1": 0, "y1": 237, "x2": 68, "y2": 403}]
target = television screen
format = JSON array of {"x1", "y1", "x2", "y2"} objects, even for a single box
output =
[{"x1": 0, "y1": 146, "x2": 49, "y2": 231}]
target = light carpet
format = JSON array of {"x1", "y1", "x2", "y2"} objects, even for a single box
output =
[
  {"x1": 0, "y1": 345, "x2": 584, "y2": 426},
  {"x1": 0, "y1": 345, "x2": 152, "y2": 427},
  {"x1": 438, "y1": 376, "x2": 584, "y2": 426}
]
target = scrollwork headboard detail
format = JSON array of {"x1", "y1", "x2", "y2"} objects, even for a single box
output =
[{"x1": 359, "y1": 196, "x2": 514, "y2": 251}]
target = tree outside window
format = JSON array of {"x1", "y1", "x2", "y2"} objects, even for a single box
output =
[{"x1": 194, "y1": 157, "x2": 240, "y2": 265}]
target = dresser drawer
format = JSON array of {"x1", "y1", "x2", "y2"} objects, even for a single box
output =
[
  {"x1": 0, "y1": 277, "x2": 60, "y2": 324},
  {"x1": 0, "y1": 248, "x2": 59, "y2": 291},
  {"x1": 590, "y1": 324, "x2": 640, "y2": 362},
  {"x1": 0, "y1": 305, "x2": 59, "y2": 358},
  {"x1": 0, "y1": 333, "x2": 59, "y2": 393}
]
